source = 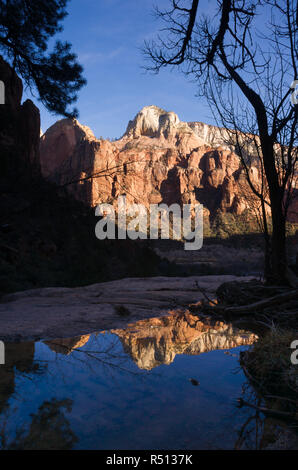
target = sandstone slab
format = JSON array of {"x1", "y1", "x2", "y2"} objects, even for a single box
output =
[{"x1": 0, "y1": 275, "x2": 254, "y2": 342}]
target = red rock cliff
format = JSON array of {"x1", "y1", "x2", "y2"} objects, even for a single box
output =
[{"x1": 39, "y1": 105, "x2": 267, "y2": 218}]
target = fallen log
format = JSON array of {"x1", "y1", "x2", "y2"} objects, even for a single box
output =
[{"x1": 224, "y1": 289, "x2": 298, "y2": 315}]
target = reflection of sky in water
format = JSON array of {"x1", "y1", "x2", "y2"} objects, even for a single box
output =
[{"x1": 0, "y1": 328, "x2": 263, "y2": 450}]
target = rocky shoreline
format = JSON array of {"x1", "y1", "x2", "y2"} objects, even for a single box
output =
[{"x1": 0, "y1": 274, "x2": 254, "y2": 342}]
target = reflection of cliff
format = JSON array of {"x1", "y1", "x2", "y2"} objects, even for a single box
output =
[
  {"x1": 44, "y1": 335, "x2": 90, "y2": 355},
  {"x1": 0, "y1": 342, "x2": 35, "y2": 413},
  {"x1": 112, "y1": 312, "x2": 258, "y2": 370}
]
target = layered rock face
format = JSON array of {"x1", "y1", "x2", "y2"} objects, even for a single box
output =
[
  {"x1": 188, "y1": 121, "x2": 231, "y2": 149},
  {"x1": 0, "y1": 55, "x2": 41, "y2": 178},
  {"x1": 40, "y1": 105, "x2": 262, "y2": 218},
  {"x1": 112, "y1": 311, "x2": 257, "y2": 370}
]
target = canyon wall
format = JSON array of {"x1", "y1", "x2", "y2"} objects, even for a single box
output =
[
  {"x1": 40, "y1": 105, "x2": 262, "y2": 219},
  {"x1": 0, "y1": 55, "x2": 41, "y2": 179}
]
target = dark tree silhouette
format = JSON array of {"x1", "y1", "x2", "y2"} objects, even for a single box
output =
[
  {"x1": 144, "y1": 0, "x2": 298, "y2": 285},
  {"x1": 7, "y1": 398, "x2": 77, "y2": 450},
  {"x1": 0, "y1": 0, "x2": 86, "y2": 117}
]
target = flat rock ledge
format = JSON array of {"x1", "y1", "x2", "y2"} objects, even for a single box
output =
[{"x1": 0, "y1": 275, "x2": 254, "y2": 342}]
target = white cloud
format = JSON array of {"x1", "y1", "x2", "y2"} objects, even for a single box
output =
[{"x1": 79, "y1": 47, "x2": 123, "y2": 65}]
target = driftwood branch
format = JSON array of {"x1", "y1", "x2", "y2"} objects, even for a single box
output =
[
  {"x1": 224, "y1": 289, "x2": 298, "y2": 315},
  {"x1": 195, "y1": 281, "x2": 217, "y2": 306}
]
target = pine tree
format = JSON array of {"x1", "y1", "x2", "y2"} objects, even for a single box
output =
[{"x1": 0, "y1": 0, "x2": 86, "y2": 117}]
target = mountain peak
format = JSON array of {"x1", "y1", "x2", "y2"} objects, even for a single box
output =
[
  {"x1": 124, "y1": 105, "x2": 181, "y2": 138},
  {"x1": 40, "y1": 118, "x2": 96, "y2": 178}
]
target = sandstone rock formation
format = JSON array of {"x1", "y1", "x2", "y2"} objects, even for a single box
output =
[
  {"x1": 40, "y1": 105, "x2": 261, "y2": 219},
  {"x1": 0, "y1": 55, "x2": 41, "y2": 178},
  {"x1": 40, "y1": 104, "x2": 298, "y2": 225},
  {"x1": 40, "y1": 118, "x2": 96, "y2": 179},
  {"x1": 188, "y1": 121, "x2": 232, "y2": 149},
  {"x1": 112, "y1": 311, "x2": 258, "y2": 370}
]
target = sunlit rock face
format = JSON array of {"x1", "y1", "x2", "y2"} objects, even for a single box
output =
[
  {"x1": 188, "y1": 122, "x2": 232, "y2": 150},
  {"x1": 188, "y1": 121, "x2": 267, "y2": 162},
  {"x1": 125, "y1": 105, "x2": 182, "y2": 139},
  {"x1": 112, "y1": 311, "x2": 258, "y2": 370},
  {"x1": 40, "y1": 119, "x2": 96, "y2": 178},
  {"x1": 40, "y1": 105, "x2": 264, "y2": 218},
  {"x1": 40, "y1": 106, "x2": 298, "y2": 223}
]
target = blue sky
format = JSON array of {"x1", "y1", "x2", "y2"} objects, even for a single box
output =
[{"x1": 23, "y1": 0, "x2": 214, "y2": 138}]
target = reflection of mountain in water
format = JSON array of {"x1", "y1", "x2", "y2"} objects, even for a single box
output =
[
  {"x1": 40, "y1": 311, "x2": 258, "y2": 372},
  {"x1": 112, "y1": 311, "x2": 258, "y2": 370},
  {"x1": 44, "y1": 335, "x2": 90, "y2": 355}
]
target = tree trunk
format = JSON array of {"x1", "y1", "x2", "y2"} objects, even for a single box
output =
[
  {"x1": 260, "y1": 138, "x2": 288, "y2": 285},
  {"x1": 261, "y1": 197, "x2": 272, "y2": 281},
  {"x1": 270, "y1": 197, "x2": 287, "y2": 285}
]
